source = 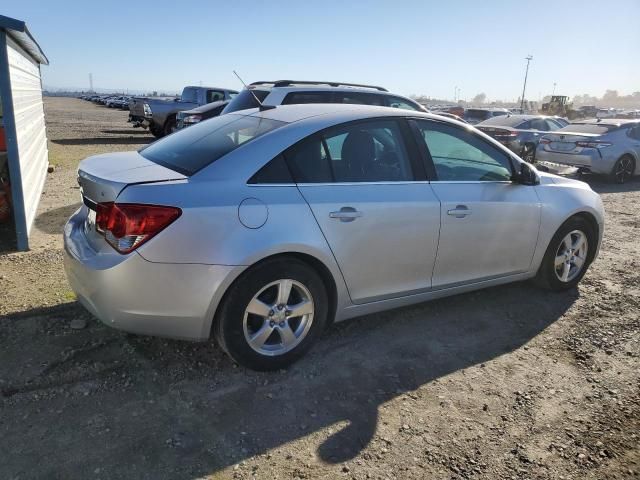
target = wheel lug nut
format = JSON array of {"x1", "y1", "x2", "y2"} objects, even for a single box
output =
[
  {"x1": 277, "y1": 304, "x2": 283, "y2": 310},
  {"x1": 279, "y1": 321, "x2": 285, "y2": 327},
  {"x1": 269, "y1": 321, "x2": 275, "y2": 327},
  {"x1": 268, "y1": 310, "x2": 274, "y2": 317}
]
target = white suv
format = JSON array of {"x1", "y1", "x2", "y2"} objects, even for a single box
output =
[{"x1": 222, "y1": 80, "x2": 427, "y2": 114}]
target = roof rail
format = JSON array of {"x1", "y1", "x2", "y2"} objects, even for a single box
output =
[{"x1": 249, "y1": 80, "x2": 388, "y2": 92}]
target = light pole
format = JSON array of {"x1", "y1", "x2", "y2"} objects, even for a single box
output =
[
  {"x1": 520, "y1": 55, "x2": 533, "y2": 112},
  {"x1": 552, "y1": 82, "x2": 557, "y2": 96}
]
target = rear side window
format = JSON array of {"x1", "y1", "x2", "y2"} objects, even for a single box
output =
[
  {"x1": 139, "y1": 114, "x2": 286, "y2": 175},
  {"x1": 335, "y1": 92, "x2": 385, "y2": 106},
  {"x1": 286, "y1": 119, "x2": 413, "y2": 183},
  {"x1": 222, "y1": 89, "x2": 270, "y2": 113},
  {"x1": 465, "y1": 109, "x2": 491, "y2": 121},
  {"x1": 530, "y1": 118, "x2": 549, "y2": 131},
  {"x1": 517, "y1": 120, "x2": 532, "y2": 129},
  {"x1": 386, "y1": 96, "x2": 423, "y2": 111},
  {"x1": 249, "y1": 155, "x2": 293, "y2": 184},
  {"x1": 282, "y1": 92, "x2": 334, "y2": 104},
  {"x1": 181, "y1": 87, "x2": 198, "y2": 103}
]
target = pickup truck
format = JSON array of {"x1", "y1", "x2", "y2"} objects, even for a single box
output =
[{"x1": 128, "y1": 86, "x2": 238, "y2": 137}]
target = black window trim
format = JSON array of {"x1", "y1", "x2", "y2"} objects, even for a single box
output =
[
  {"x1": 249, "y1": 116, "x2": 428, "y2": 185},
  {"x1": 407, "y1": 117, "x2": 518, "y2": 183}
]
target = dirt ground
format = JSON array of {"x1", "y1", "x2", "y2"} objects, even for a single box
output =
[{"x1": 0, "y1": 97, "x2": 638, "y2": 480}]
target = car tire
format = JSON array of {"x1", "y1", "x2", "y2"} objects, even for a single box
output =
[
  {"x1": 163, "y1": 116, "x2": 177, "y2": 137},
  {"x1": 609, "y1": 155, "x2": 635, "y2": 184},
  {"x1": 214, "y1": 257, "x2": 329, "y2": 371},
  {"x1": 149, "y1": 124, "x2": 164, "y2": 138},
  {"x1": 521, "y1": 143, "x2": 536, "y2": 163},
  {"x1": 534, "y1": 216, "x2": 596, "y2": 291}
]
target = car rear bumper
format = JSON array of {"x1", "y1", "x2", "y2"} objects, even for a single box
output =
[
  {"x1": 63, "y1": 208, "x2": 241, "y2": 341},
  {"x1": 535, "y1": 148, "x2": 613, "y2": 174}
]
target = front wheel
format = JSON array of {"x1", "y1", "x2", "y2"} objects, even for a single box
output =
[
  {"x1": 214, "y1": 258, "x2": 329, "y2": 371},
  {"x1": 163, "y1": 116, "x2": 177, "y2": 136},
  {"x1": 534, "y1": 216, "x2": 595, "y2": 291},
  {"x1": 609, "y1": 155, "x2": 635, "y2": 184}
]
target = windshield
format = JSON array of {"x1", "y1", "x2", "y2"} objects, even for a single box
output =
[
  {"x1": 222, "y1": 89, "x2": 270, "y2": 114},
  {"x1": 139, "y1": 114, "x2": 286, "y2": 175}
]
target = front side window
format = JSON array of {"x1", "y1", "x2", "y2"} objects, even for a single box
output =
[
  {"x1": 286, "y1": 119, "x2": 413, "y2": 183},
  {"x1": 140, "y1": 114, "x2": 286, "y2": 175},
  {"x1": 415, "y1": 120, "x2": 513, "y2": 182}
]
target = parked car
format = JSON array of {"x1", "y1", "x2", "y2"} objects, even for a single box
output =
[
  {"x1": 464, "y1": 108, "x2": 510, "y2": 125},
  {"x1": 577, "y1": 105, "x2": 598, "y2": 118},
  {"x1": 175, "y1": 100, "x2": 230, "y2": 130},
  {"x1": 536, "y1": 119, "x2": 640, "y2": 183},
  {"x1": 106, "y1": 96, "x2": 129, "y2": 108},
  {"x1": 476, "y1": 114, "x2": 565, "y2": 162},
  {"x1": 129, "y1": 86, "x2": 238, "y2": 138},
  {"x1": 432, "y1": 111, "x2": 467, "y2": 123},
  {"x1": 65, "y1": 104, "x2": 604, "y2": 370},
  {"x1": 221, "y1": 80, "x2": 428, "y2": 115}
]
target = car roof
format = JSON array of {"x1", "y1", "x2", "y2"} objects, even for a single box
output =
[
  {"x1": 184, "y1": 85, "x2": 238, "y2": 92},
  {"x1": 233, "y1": 103, "x2": 446, "y2": 126},
  {"x1": 249, "y1": 80, "x2": 388, "y2": 92}
]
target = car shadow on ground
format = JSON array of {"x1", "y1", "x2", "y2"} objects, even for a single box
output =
[
  {"x1": 34, "y1": 202, "x2": 82, "y2": 234},
  {"x1": 0, "y1": 281, "x2": 579, "y2": 478},
  {"x1": 101, "y1": 129, "x2": 151, "y2": 135},
  {"x1": 51, "y1": 137, "x2": 153, "y2": 146}
]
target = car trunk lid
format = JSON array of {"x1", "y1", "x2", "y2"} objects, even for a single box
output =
[
  {"x1": 540, "y1": 131, "x2": 601, "y2": 154},
  {"x1": 77, "y1": 151, "x2": 186, "y2": 252}
]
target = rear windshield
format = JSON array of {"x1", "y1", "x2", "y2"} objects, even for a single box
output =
[
  {"x1": 478, "y1": 116, "x2": 527, "y2": 127},
  {"x1": 559, "y1": 124, "x2": 618, "y2": 135},
  {"x1": 222, "y1": 89, "x2": 270, "y2": 114},
  {"x1": 139, "y1": 114, "x2": 286, "y2": 175},
  {"x1": 465, "y1": 109, "x2": 491, "y2": 120}
]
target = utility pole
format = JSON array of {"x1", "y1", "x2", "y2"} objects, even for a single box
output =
[
  {"x1": 89, "y1": 73, "x2": 94, "y2": 92},
  {"x1": 520, "y1": 55, "x2": 533, "y2": 112},
  {"x1": 552, "y1": 82, "x2": 557, "y2": 96},
  {"x1": 454, "y1": 86, "x2": 457, "y2": 102}
]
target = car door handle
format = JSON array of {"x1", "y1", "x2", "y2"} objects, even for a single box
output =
[
  {"x1": 329, "y1": 207, "x2": 363, "y2": 222},
  {"x1": 447, "y1": 205, "x2": 472, "y2": 218}
]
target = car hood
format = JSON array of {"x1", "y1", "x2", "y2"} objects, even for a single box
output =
[{"x1": 537, "y1": 170, "x2": 592, "y2": 189}]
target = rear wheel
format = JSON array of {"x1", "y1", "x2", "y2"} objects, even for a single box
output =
[
  {"x1": 214, "y1": 258, "x2": 329, "y2": 371},
  {"x1": 534, "y1": 216, "x2": 595, "y2": 291},
  {"x1": 609, "y1": 155, "x2": 635, "y2": 184}
]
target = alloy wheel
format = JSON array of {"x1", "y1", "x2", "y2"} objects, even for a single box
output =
[
  {"x1": 554, "y1": 230, "x2": 589, "y2": 283},
  {"x1": 614, "y1": 157, "x2": 634, "y2": 184},
  {"x1": 243, "y1": 279, "x2": 315, "y2": 356}
]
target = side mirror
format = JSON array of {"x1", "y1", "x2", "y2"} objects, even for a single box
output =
[{"x1": 512, "y1": 162, "x2": 540, "y2": 186}]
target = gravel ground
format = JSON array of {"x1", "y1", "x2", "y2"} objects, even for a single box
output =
[{"x1": 0, "y1": 97, "x2": 638, "y2": 479}]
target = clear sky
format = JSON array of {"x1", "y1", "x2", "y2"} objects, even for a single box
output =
[{"x1": 3, "y1": 0, "x2": 639, "y2": 101}]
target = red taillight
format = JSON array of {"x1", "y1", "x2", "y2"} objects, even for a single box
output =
[
  {"x1": 575, "y1": 141, "x2": 612, "y2": 149},
  {"x1": 94, "y1": 202, "x2": 181, "y2": 254}
]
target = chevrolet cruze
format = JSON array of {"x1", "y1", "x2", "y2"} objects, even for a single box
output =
[{"x1": 64, "y1": 104, "x2": 604, "y2": 370}]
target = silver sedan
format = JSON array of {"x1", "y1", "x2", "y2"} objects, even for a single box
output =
[
  {"x1": 536, "y1": 119, "x2": 640, "y2": 183},
  {"x1": 64, "y1": 104, "x2": 605, "y2": 370}
]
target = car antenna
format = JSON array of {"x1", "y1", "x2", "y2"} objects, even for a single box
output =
[{"x1": 233, "y1": 70, "x2": 275, "y2": 111}]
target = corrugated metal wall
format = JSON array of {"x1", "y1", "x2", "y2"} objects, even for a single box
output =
[{"x1": 6, "y1": 34, "x2": 48, "y2": 240}]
